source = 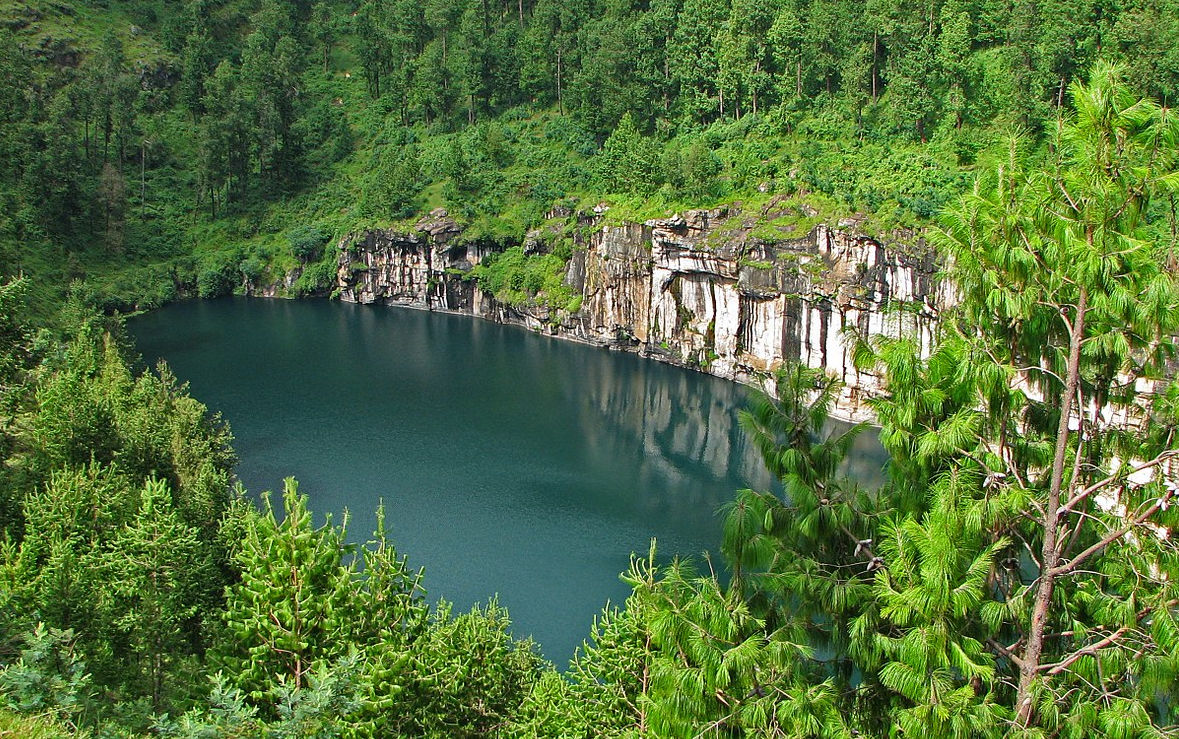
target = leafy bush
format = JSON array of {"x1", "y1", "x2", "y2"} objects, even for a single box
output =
[
  {"x1": 360, "y1": 145, "x2": 422, "y2": 221},
  {"x1": 197, "y1": 265, "x2": 235, "y2": 299},
  {"x1": 287, "y1": 226, "x2": 331, "y2": 262},
  {"x1": 0, "y1": 624, "x2": 94, "y2": 730},
  {"x1": 598, "y1": 114, "x2": 661, "y2": 196},
  {"x1": 238, "y1": 255, "x2": 266, "y2": 284},
  {"x1": 469, "y1": 246, "x2": 580, "y2": 315},
  {"x1": 293, "y1": 256, "x2": 337, "y2": 297},
  {"x1": 74, "y1": 265, "x2": 179, "y2": 313}
]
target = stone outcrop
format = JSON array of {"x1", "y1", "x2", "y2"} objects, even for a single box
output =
[{"x1": 335, "y1": 203, "x2": 951, "y2": 421}]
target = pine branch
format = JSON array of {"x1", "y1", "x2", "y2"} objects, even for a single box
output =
[
  {"x1": 1059, "y1": 449, "x2": 1179, "y2": 514},
  {"x1": 986, "y1": 638, "x2": 1026, "y2": 669},
  {"x1": 1037, "y1": 627, "x2": 1130, "y2": 675},
  {"x1": 1052, "y1": 485, "x2": 1176, "y2": 577}
]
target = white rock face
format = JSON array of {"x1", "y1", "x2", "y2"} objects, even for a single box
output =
[{"x1": 335, "y1": 207, "x2": 948, "y2": 421}]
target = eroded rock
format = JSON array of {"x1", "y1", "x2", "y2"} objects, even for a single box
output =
[{"x1": 335, "y1": 209, "x2": 947, "y2": 421}]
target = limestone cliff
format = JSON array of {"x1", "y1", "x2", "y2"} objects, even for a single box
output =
[{"x1": 335, "y1": 204, "x2": 951, "y2": 421}]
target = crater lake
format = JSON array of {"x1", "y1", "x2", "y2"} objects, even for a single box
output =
[{"x1": 131, "y1": 297, "x2": 883, "y2": 664}]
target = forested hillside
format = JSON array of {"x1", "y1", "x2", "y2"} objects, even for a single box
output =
[
  {"x1": 2, "y1": 0, "x2": 1177, "y2": 316},
  {"x1": 2, "y1": 0, "x2": 1179, "y2": 737}
]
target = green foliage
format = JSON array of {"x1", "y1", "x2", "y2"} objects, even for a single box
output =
[
  {"x1": 0, "y1": 624, "x2": 94, "y2": 732},
  {"x1": 196, "y1": 254, "x2": 237, "y2": 299},
  {"x1": 662, "y1": 137, "x2": 724, "y2": 203},
  {"x1": 286, "y1": 226, "x2": 330, "y2": 263},
  {"x1": 3, "y1": 6, "x2": 1179, "y2": 736},
  {"x1": 399, "y1": 600, "x2": 544, "y2": 737},
  {"x1": 509, "y1": 555, "x2": 653, "y2": 737},
  {"x1": 213, "y1": 478, "x2": 547, "y2": 736},
  {"x1": 469, "y1": 245, "x2": 580, "y2": 315},
  {"x1": 599, "y1": 113, "x2": 660, "y2": 196},
  {"x1": 24, "y1": 329, "x2": 236, "y2": 533},
  {"x1": 291, "y1": 254, "x2": 338, "y2": 298},
  {"x1": 0, "y1": 278, "x2": 39, "y2": 534},
  {"x1": 95, "y1": 479, "x2": 215, "y2": 710},
  {"x1": 0, "y1": 468, "x2": 222, "y2": 715},
  {"x1": 360, "y1": 144, "x2": 423, "y2": 221},
  {"x1": 0, "y1": 315, "x2": 238, "y2": 725},
  {"x1": 215, "y1": 479, "x2": 365, "y2": 712}
]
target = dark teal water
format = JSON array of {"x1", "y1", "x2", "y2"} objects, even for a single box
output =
[{"x1": 130, "y1": 298, "x2": 882, "y2": 664}]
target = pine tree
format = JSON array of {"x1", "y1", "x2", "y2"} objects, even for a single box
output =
[
  {"x1": 709, "y1": 64, "x2": 1179, "y2": 737},
  {"x1": 215, "y1": 479, "x2": 359, "y2": 712},
  {"x1": 95, "y1": 478, "x2": 214, "y2": 710},
  {"x1": 598, "y1": 113, "x2": 659, "y2": 196},
  {"x1": 853, "y1": 62, "x2": 1179, "y2": 734}
]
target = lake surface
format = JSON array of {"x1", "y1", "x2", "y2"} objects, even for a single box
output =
[{"x1": 131, "y1": 298, "x2": 883, "y2": 663}]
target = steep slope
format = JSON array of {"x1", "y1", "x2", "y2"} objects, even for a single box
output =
[{"x1": 335, "y1": 202, "x2": 949, "y2": 420}]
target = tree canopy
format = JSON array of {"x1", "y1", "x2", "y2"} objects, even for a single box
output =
[{"x1": 0, "y1": 2, "x2": 1177, "y2": 736}]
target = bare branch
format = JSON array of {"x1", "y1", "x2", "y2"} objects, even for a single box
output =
[
  {"x1": 1060, "y1": 449, "x2": 1179, "y2": 514},
  {"x1": 988, "y1": 638, "x2": 1026, "y2": 668},
  {"x1": 1052, "y1": 486, "x2": 1176, "y2": 577},
  {"x1": 1039, "y1": 627, "x2": 1130, "y2": 675}
]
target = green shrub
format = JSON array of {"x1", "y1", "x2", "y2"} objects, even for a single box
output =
[
  {"x1": 238, "y1": 256, "x2": 266, "y2": 284},
  {"x1": 0, "y1": 624, "x2": 94, "y2": 729},
  {"x1": 288, "y1": 226, "x2": 331, "y2": 262},
  {"x1": 294, "y1": 257, "x2": 337, "y2": 297},
  {"x1": 469, "y1": 247, "x2": 580, "y2": 315},
  {"x1": 197, "y1": 253, "x2": 237, "y2": 299},
  {"x1": 598, "y1": 114, "x2": 661, "y2": 196}
]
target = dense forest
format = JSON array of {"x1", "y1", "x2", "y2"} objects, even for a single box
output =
[
  {"x1": 1, "y1": 0, "x2": 1179, "y2": 736},
  {"x1": 1, "y1": 0, "x2": 1178, "y2": 315}
]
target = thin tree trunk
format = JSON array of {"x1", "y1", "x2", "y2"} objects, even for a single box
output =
[
  {"x1": 752, "y1": 60, "x2": 760, "y2": 116},
  {"x1": 664, "y1": 55, "x2": 674, "y2": 111},
  {"x1": 872, "y1": 32, "x2": 878, "y2": 99},
  {"x1": 140, "y1": 141, "x2": 146, "y2": 219},
  {"x1": 1015, "y1": 285, "x2": 1088, "y2": 726}
]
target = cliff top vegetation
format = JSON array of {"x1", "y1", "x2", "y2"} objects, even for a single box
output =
[{"x1": 3, "y1": 0, "x2": 1177, "y2": 316}]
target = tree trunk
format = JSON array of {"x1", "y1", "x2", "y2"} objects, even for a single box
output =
[
  {"x1": 872, "y1": 32, "x2": 878, "y2": 99},
  {"x1": 141, "y1": 142, "x2": 146, "y2": 219},
  {"x1": 1015, "y1": 285, "x2": 1088, "y2": 726},
  {"x1": 752, "y1": 60, "x2": 760, "y2": 116}
]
